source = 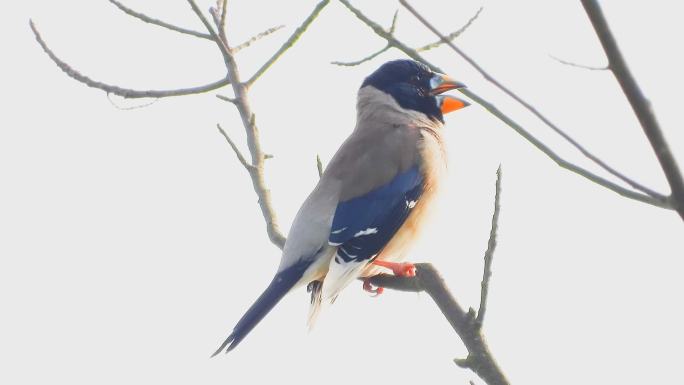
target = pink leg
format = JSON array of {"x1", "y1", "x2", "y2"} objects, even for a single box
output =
[
  {"x1": 372, "y1": 260, "x2": 416, "y2": 277},
  {"x1": 362, "y1": 278, "x2": 384, "y2": 296}
]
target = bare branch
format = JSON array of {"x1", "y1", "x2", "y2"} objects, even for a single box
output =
[
  {"x1": 232, "y1": 25, "x2": 286, "y2": 53},
  {"x1": 416, "y1": 7, "x2": 483, "y2": 52},
  {"x1": 29, "y1": 20, "x2": 231, "y2": 98},
  {"x1": 368, "y1": 264, "x2": 509, "y2": 385},
  {"x1": 186, "y1": 0, "x2": 232, "y2": 64},
  {"x1": 216, "y1": 94, "x2": 237, "y2": 104},
  {"x1": 476, "y1": 166, "x2": 502, "y2": 327},
  {"x1": 209, "y1": 0, "x2": 229, "y2": 44},
  {"x1": 337, "y1": 3, "x2": 671, "y2": 209},
  {"x1": 246, "y1": 0, "x2": 331, "y2": 87},
  {"x1": 217, "y1": 124, "x2": 256, "y2": 171},
  {"x1": 548, "y1": 54, "x2": 608, "y2": 71},
  {"x1": 219, "y1": 0, "x2": 228, "y2": 37},
  {"x1": 331, "y1": 45, "x2": 390, "y2": 67},
  {"x1": 108, "y1": 0, "x2": 211, "y2": 40},
  {"x1": 581, "y1": 0, "x2": 684, "y2": 221},
  {"x1": 401, "y1": 0, "x2": 667, "y2": 201},
  {"x1": 366, "y1": 167, "x2": 508, "y2": 384},
  {"x1": 186, "y1": 0, "x2": 289, "y2": 248},
  {"x1": 106, "y1": 94, "x2": 159, "y2": 110},
  {"x1": 389, "y1": 9, "x2": 399, "y2": 34},
  {"x1": 332, "y1": 6, "x2": 397, "y2": 67}
]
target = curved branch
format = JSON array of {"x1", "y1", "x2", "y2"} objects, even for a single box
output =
[
  {"x1": 338, "y1": 0, "x2": 670, "y2": 210},
  {"x1": 29, "y1": 20, "x2": 230, "y2": 98},
  {"x1": 581, "y1": 0, "x2": 684, "y2": 221},
  {"x1": 399, "y1": 0, "x2": 668, "y2": 203},
  {"x1": 187, "y1": 0, "x2": 287, "y2": 248},
  {"x1": 246, "y1": 0, "x2": 331, "y2": 87},
  {"x1": 331, "y1": 45, "x2": 390, "y2": 67},
  {"x1": 548, "y1": 54, "x2": 608, "y2": 71},
  {"x1": 108, "y1": 0, "x2": 211, "y2": 40},
  {"x1": 367, "y1": 167, "x2": 508, "y2": 385},
  {"x1": 368, "y1": 264, "x2": 508, "y2": 385},
  {"x1": 416, "y1": 6, "x2": 482, "y2": 52}
]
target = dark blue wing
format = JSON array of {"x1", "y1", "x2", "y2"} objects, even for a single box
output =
[{"x1": 328, "y1": 165, "x2": 424, "y2": 263}]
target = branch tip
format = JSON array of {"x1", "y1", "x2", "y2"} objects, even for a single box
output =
[{"x1": 108, "y1": 0, "x2": 212, "y2": 40}]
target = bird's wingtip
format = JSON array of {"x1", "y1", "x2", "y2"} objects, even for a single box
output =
[{"x1": 210, "y1": 334, "x2": 236, "y2": 358}]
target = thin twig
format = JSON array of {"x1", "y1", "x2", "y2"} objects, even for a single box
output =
[
  {"x1": 246, "y1": 0, "x2": 331, "y2": 87},
  {"x1": 29, "y1": 20, "x2": 231, "y2": 98},
  {"x1": 108, "y1": 0, "x2": 211, "y2": 40},
  {"x1": 389, "y1": 9, "x2": 399, "y2": 34},
  {"x1": 368, "y1": 264, "x2": 509, "y2": 385},
  {"x1": 337, "y1": 2, "x2": 670, "y2": 210},
  {"x1": 219, "y1": 0, "x2": 228, "y2": 42},
  {"x1": 331, "y1": 45, "x2": 390, "y2": 66},
  {"x1": 232, "y1": 25, "x2": 286, "y2": 53},
  {"x1": 106, "y1": 94, "x2": 159, "y2": 110},
  {"x1": 316, "y1": 154, "x2": 324, "y2": 178},
  {"x1": 217, "y1": 124, "x2": 256, "y2": 171},
  {"x1": 476, "y1": 166, "x2": 502, "y2": 327},
  {"x1": 581, "y1": 0, "x2": 684, "y2": 221},
  {"x1": 216, "y1": 94, "x2": 237, "y2": 104},
  {"x1": 187, "y1": 0, "x2": 288, "y2": 248},
  {"x1": 400, "y1": 0, "x2": 668, "y2": 202},
  {"x1": 186, "y1": 0, "x2": 232, "y2": 64},
  {"x1": 416, "y1": 7, "x2": 483, "y2": 52},
  {"x1": 548, "y1": 54, "x2": 608, "y2": 71}
]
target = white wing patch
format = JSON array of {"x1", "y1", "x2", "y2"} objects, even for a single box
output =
[
  {"x1": 331, "y1": 227, "x2": 347, "y2": 234},
  {"x1": 353, "y1": 227, "x2": 378, "y2": 237},
  {"x1": 406, "y1": 200, "x2": 417, "y2": 209}
]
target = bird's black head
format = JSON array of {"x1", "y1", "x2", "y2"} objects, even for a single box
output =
[{"x1": 361, "y1": 60, "x2": 469, "y2": 123}]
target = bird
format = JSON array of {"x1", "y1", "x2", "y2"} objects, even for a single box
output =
[{"x1": 212, "y1": 59, "x2": 469, "y2": 356}]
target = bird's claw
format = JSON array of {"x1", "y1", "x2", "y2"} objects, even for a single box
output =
[{"x1": 363, "y1": 278, "x2": 384, "y2": 296}]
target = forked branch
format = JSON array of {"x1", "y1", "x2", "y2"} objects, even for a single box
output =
[
  {"x1": 368, "y1": 168, "x2": 508, "y2": 385},
  {"x1": 337, "y1": 0, "x2": 671, "y2": 210},
  {"x1": 581, "y1": 0, "x2": 684, "y2": 221}
]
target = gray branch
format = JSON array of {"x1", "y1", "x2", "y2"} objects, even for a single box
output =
[
  {"x1": 233, "y1": 25, "x2": 286, "y2": 53},
  {"x1": 399, "y1": 0, "x2": 668, "y2": 203},
  {"x1": 548, "y1": 54, "x2": 608, "y2": 71},
  {"x1": 581, "y1": 0, "x2": 684, "y2": 221},
  {"x1": 416, "y1": 7, "x2": 483, "y2": 52},
  {"x1": 29, "y1": 20, "x2": 230, "y2": 99},
  {"x1": 246, "y1": 0, "x2": 331, "y2": 87},
  {"x1": 476, "y1": 165, "x2": 502, "y2": 327},
  {"x1": 108, "y1": 0, "x2": 210, "y2": 40},
  {"x1": 367, "y1": 167, "x2": 508, "y2": 385},
  {"x1": 337, "y1": 0, "x2": 670, "y2": 210}
]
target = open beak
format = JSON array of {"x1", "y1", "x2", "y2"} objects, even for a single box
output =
[{"x1": 429, "y1": 73, "x2": 469, "y2": 114}]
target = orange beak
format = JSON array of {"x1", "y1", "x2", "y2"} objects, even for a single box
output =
[
  {"x1": 437, "y1": 95, "x2": 470, "y2": 114},
  {"x1": 429, "y1": 73, "x2": 469, "y2": 114}
]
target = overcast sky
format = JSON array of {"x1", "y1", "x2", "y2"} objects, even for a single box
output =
[{"x1": 2, "y1": 1, "x2": 683, "y2": 384}]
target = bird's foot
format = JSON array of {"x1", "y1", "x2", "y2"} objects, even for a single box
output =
[
  {"x1": 362, "y1": 278, "x2": 384, "y2": 297},
  {"x1": 372, "y1": 260, "x2": 416, "y2": 277}
]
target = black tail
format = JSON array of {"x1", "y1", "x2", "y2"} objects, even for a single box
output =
[{"x1": 211, "y1": 261, "x2": 310, "y2": 356}]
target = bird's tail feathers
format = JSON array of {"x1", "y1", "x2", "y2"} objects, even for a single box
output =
[
  {"x1": 211, "y1": 261, "x2": 310, "y2": 356},
  {"x1": 306, "y1": 280, "x2": 325, "y2": 330}
]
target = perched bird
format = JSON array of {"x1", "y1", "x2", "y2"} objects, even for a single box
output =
[{"x1": 212, "y1": 59, "x2": 469, "y2": 356}]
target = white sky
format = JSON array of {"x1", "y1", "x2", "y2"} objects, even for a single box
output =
[{"x1": 2, "y1": 1, "x2": 683, "y2": 384}]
